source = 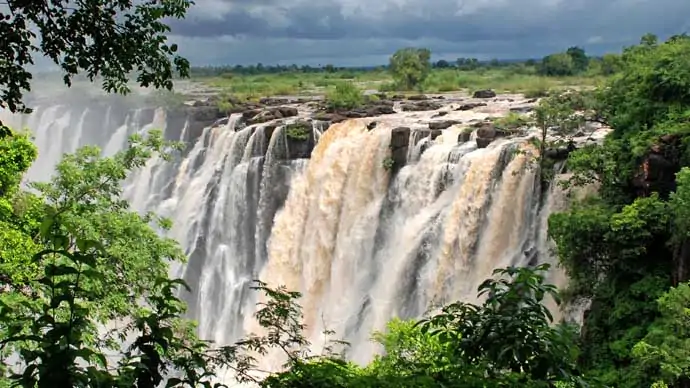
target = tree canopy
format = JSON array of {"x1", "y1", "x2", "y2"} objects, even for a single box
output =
[
  {"x1": 0, "y1": 0, "x2": 191, "y2": 123},
  {"x1": 388, "y1": 47, "x2": 432, "y2": 90}
]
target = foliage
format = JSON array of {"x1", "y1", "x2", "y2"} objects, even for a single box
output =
[
  {"x1": 0, "y1": 129, "x2": 41, "y2": 289},
  {"x1": 382, "y1": 157, "x2": 395, "y2": 171},
  {"x1": 547, "y1": 34, "x2": 690, "y2": 388},
  {"x1": 523, "y1": 90, "x2": 589, "y2": 183},
  {"x1": 0, "y1": 130, "x2": 250, "y2": 386},
  {"x1": 388, "y1": 48, "x2": 432, "y2": 90},
  {"x1": 258, "y1": 264, "x2": 585, "y2": 388},
  {"x1": 416, "y1": 264, "x2": 583, "y2": 386},
  {"x1": 285, "y1": 123, "x2": 312, "y2": 141},
  {"x1": 0, "y1": 130, "x2": 36, "y2": 196},
  {"x1": 493, "y1": 112, "x2": 530, "y2": 131},
  {"x1": 566, "y1": 47, "x2": 589, "y2": 73},
  {"x1": 632, "y1": 282, "x2": 690, "y2": 385},
  {"x1": 539, "y1": 53, "x2": 576, "y2": 76},
  {"x1": 325, "y1": 82, "x2": 364, "y2": 110},
  {"x1": 0, "y1": 0, "x2": 191, "y2": 122}
]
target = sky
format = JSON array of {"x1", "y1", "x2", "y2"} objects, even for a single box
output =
[{"x1": 165, "y1": 0, "x2": 690, "y2": 67}]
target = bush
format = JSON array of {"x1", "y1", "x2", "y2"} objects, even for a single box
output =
[
  {"x1": 326, "y1": 82, "x2": 364, "y2": 110},
  {"x1": 493, "y1": 112, "x2": 531, "y2": 131},
  {"x1": 285, "y1": 122, "x2": 311, "y2": 141}
]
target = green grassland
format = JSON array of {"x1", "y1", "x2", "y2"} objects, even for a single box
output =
[{"x1": 191, "y1": 65, "x2": 606, "y2": 101}]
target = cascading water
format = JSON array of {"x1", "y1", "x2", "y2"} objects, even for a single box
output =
[{"x1": 3, "y1": 95, "x2": 586, "y2": 385}]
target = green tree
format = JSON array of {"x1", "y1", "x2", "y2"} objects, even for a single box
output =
[
  {"x1": 632, "y1": 282, "x2": 690, "y2": 386},
  {"x1": 388, "y1": 47, "x2": 431, "y2": 90},
  {"x1": 599, "y1": 53, "x2": 623, "y2": 75},
  {"x1": 548, "y1": 34, "x2": 690, "y2": 387},
  {"x1": 416, "y1": 264, "x2": 583, "y2": 387},
  {"x1": 325, "y1": 82, "x2": 364, "y2": 110},
  {"x1": 530, "y1": 91, "x2": 589, "y2": 182},
  {"x1": 566, "y1": 46, "x2": 589, "y2": 73},
  {"x1": 259, "y1": 264, "x2": 585, "y2": 388},
  {"x1": 539, "y1": 53, "x2": 576, "y2": 76},
  {"x1": 0, "y1": 129, "x2": 41, "y2": 289},
  {"x1": 0, "y1": 0, "x2": 191, "y2": 125}
]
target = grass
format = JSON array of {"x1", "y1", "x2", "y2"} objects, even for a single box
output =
[
  {"x1": 198, "y1": 70, "x2": 391, "y2": 100},
  {"x1": 191, "y1": 66, "x2": 607, "y2": 101}
]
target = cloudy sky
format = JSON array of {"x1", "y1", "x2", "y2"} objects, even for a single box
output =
[{"x1": 164, "y1": 0, "x2": 690, "y2": 66}]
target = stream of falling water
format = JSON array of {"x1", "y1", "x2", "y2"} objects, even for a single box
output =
[{"x1": 3, "y1": 103, "x2": 575, "y2": 386}]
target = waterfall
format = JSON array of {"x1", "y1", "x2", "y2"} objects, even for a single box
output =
[{"x1": 3, "y1": 98, "x2": 577, "y2": 383}]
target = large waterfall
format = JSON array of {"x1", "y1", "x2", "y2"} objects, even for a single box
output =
[{"x1": 1, "y1": 94, "x2": 581, "y2": 382}]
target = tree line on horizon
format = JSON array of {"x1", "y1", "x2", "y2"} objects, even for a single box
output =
[{"x1": 187, "y1": 45, "x2": 623, "y2": 78}]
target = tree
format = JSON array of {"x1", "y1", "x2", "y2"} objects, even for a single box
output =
[
  {"x1": 416, "y1": 264, "x2": 583, "y2": 386},
  {"x1": 258, "y1": 264, "x2": 585, "y2": 388},
  {"x1": 566, "y1": 46, "x2": 589, "y2": 73},
  {"x1": 632, "y1": 282, "x2": 690, "y2": 387},
  {"x1": 530, "y1": 91, "x2": 588, "y2": 182},
  {"x1": 547, "y1": 34, "x2": 690, "y2": 387},
  {"x1": 456, "y1": 57, "x2": 479, "y2": 70},
  {"x1": 599, "y1": 53, "x2": 623, "y2": 75},
  {"x1": 433, "y1": 59, "x2": 451, "y2": 68},
  {"x1": 539, "y1": 53, "x2": 576, "y2": 76},
  {"x1": 0, "y1": 0, "x2": 191, "y2": 127},
  {"x1": 388, "y1": 47, "x2": 431, "y2": 90}
]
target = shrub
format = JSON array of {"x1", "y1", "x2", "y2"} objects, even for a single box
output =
[
  {"x1": 285, "y1": 122, "x2": 311, "y2": 141},
  {"x1": 326, "y1": 82, "x2": 364, "y2": 110}
]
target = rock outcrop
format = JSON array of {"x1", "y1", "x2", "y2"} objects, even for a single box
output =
[
  {"x1": 310, "y1": 98, "x2": 396, "y2": 123},
  {"x1": 243, "y1": 106, "x2": 299, "y2": 124},
  {"x1": 632, "y1": 134, "x2": 683, "y2": 198},
  {"x1": 389, "y1": 127, "x2": 411, "y2": 172},
  {"x1": 456, "y1": 102, "x2": 487, "y2": 111},
  {"x1": 401, "y1": 101, "x2": 443, "y2": 112},
  {"x1": 428, "y1": 120, "x2": 461, "y2": 130},
  {"x1": 283, "y1": 121, "x2": 315, "y2": 159},
  {"x1": 473, "y1": 89, "x2": 497, "y2": 99}
]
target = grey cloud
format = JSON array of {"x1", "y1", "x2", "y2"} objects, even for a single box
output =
[{"x1": 166, "y1": 0, "x2": 690, "y2": 65}]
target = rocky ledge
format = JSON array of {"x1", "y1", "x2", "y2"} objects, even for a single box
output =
[{"x1": 163, "y1": 89, "x2": 609, "y2": 170}]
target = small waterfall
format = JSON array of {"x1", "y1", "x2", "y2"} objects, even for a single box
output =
[{"x1": 6, "y1": 97, "x2": 581, "y2": 385}]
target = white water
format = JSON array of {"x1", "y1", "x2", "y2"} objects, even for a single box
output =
[{"x1": 2, "y1": 99, "x2": 577, "y2": 384}]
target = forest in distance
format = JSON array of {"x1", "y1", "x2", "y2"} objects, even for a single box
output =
[{"x1": 1, "y1": 0, "x2": 690, "y2": 386}]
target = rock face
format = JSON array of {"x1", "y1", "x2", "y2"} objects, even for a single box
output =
[
  {"x1": 544, "y1": 141, "x2": 577, "y2": 161},
  {"x1": 243, "y1": 106, "x2": 299, "y2": 124},
  {"x1": 632, "y1": 134, "x2": 682, "y2": 198},
  {"x1": 428, "y1": 120, "x2": 461, "y2": 130},
  {"x1": 311, "y1": 112, "x2": 348, "y2": 123},
  {"x1": 456, "y1": 102, "x2": 487, "y2": 111},
  {"x1": 401, "y1": 101, "x2": 443, "y2": 112},
  {"x1": 510, "y1": 105, "x2": 535, "y2": 114},
  {"x1": 458, "y1": 131, "x2": 472, "y2": 143},
  {"x1": 167, "y1": 103, "x2": 226, "y2": 144},
  {"x1": 311, "y1": 99, "x2": 396, "y2": 123},
  {"x1": 283, "y1": 121, "x2": 316, "y2": 159},
  {"x1": 259, "y1": 97, "x2": 289, "y2": 106},
  {"x1": 389, "y1": 127, "x2": 411, "y2": 172},
  {"x1": 474, "y1": 122, "x2": 502, "y2": 148},
  {"x1": 473, "y1": 89, "x2": 497, "y2": 99}
]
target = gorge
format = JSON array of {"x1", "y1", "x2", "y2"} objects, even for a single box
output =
[{"x1": 0, "y1": 88, "x2": 606, "y2": 383}]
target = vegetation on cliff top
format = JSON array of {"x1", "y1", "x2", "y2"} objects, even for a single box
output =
[{"x1": 189, "y1": 45, "x2": 611, "y2": 101}]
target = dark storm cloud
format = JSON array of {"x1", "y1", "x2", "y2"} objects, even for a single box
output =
[{"x1": 166, "y1": 0, "x2": 690, "y2": 65}]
